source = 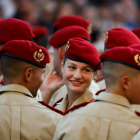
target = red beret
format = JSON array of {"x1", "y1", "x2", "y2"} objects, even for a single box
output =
[
  {"x1": 52, "y1": 15, "x2": 92, "y2": 34},
  {"x1": 0, "y1": 18, "x2": 35, "y2": 44},
  {"x1": 0, "y1": 40, "x2": 50, "y2": 68},
  {"x1": 132, "y1": 27, "x2": 140, "y2": 39},
  {"x1": 100, "y1": 44, "x2": 140, "y2": 70},
  {"x1": 32, "y1": 26, "x2": 49, "y2": 38},
  {"x1": 105, "y1": 28, "x2": 140, "y2": 49},
  {"x1": 49, "y1": 26, "x2": 91, "y2": 48},
  {"x1": 64, "y1": 37, "x2": 100, "y2": 70}
]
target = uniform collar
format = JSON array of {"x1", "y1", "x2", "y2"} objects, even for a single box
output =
[
  {"x1": 0, "y1": 84, "x2": 33, "y2": 98},
  {"x1": 95, "y1": 92, "x2": 131, "y2": 108},
  {"x1": 59, "y1": 89, "x2": 94, "y2": 112}
]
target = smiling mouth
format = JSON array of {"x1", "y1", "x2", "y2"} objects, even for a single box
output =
[{"x1": 70, "y1": 80, "x2": 83, "y2": 86}]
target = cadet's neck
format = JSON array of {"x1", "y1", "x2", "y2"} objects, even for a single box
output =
[
  {"x1": 105, "y1": 86, "x2": 128, "y2": 99},
  {"x1": 66, "y1": 90, "x2": 86, "y2": 110}
]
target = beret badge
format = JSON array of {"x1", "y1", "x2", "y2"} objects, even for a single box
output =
[
  {"x1": 33, "y1": 49, "x2": 44, "y2": 63},
  {"x1": 104, "y1": 32, "x2": 108, "y2": 43},
  {"x1": 65, "y1": 41, "x2": 70, "y2": 52},
  {"x1": 134, "y1": 54, "x2": 140, "y2": 66}
]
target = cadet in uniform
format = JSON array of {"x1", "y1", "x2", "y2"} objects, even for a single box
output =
[
  {"x1": 0, "y1": 18, "x2": 43, "y2": 101},
  {"x1": 96, "y1": 27, "x2": 140, "y2": 91},
  {"x1": 54, "y1": 44, "x2": 140, "y2": 140},
  {"x1": 41, "y1": 26, "x2": 100, "y2": 106},
  {"x1": 53, "y1": 37, "x2": 100, "y2": 113},
  {"x1": 0, "y1": 40, "x2": 61, "y2": 140}
]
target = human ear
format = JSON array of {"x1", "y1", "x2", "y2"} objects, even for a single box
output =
[
  {"x1": 121, "y1": 76, "x2": 131, "y2": 90},
  {"x1": 24, "y1": 68, "x2": 32, "y2": 82}
]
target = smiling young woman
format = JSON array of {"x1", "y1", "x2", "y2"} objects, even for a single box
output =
[{"x1": 53, "y1": 37, "x2": 101, "y2": 114}]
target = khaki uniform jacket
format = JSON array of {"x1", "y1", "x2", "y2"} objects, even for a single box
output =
[
  {"x1": 55, "y1": 89, "x2": 94, "y2": 112},
  {"x1": 53, "y1": 92, "x2": 140, "y2": 140},
  {"x1": 49, "y1": 80, "x2": 99, "y2": 106},
  {"x1": 0, "y1": 84, "x2": 61, "y2": 140}
]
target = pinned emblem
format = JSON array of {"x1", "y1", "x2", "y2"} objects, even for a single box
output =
[
  {"x1": 134, "y1": 54, "x2": 140, "y2": 66},
  {"x1": 33, "y1": 49, "x2": 44, "y2": 63},
  {"x1": 104, "y1": 32, "x2": 108, "y2": 43},
  {"x1": 65, "y1": 41, "x2": 70, "y2": 52},
  {"x1": 87, "y1": 24, "x2": 92, "y2": 34}
]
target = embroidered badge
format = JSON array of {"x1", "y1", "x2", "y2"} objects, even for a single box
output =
[
  {"x1": 33, "y1": 49, "x2": 44, "y2": 63},
  {"x1": 134, "y1": 54, "x2": 140, "y2": 66},
  {"x1": 87, "y1": 24, "x2": 92, "y2": 34},
  {"x1": 65, "y1": 41, "x2": 70, "y2": 52},
  {"x1": 104, "y1": 32, "x2": 108, "y2": 43}
]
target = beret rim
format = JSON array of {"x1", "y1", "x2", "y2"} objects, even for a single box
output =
[
  {"x1": 65, "y1": 54, "x2": 99, "y2": 71},
  {"x1": 102, "y1": 59, "x2": 140, "y2": 71},
  {"x1": 2, "y1": 54, "x2": 46, "y2": 68}
]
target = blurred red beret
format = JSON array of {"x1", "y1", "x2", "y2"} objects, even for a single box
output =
[
  {"x1": 32, "y1": 26, "x2": 49, "y2": 38},
  {"x1": 49, "y1": 26, "x2": 91, "y2": 48},
  {"x1": 65, "y1": 37, "x2": 100, "y2": 71},
  {"x1": 52, "y1": 15, "x2": 92, "y2": 34},
  {"x1": 100, "y1": 44, "x2": 140, "y2": 70},
  {"x1": 0, "y1": 18, "x2": 35, "y2": 44},
  {"x1": 132, "y1": 27, "x2": 140, "y2": 39},
  {"x1": 0, "y1": 40, "x2": 50, "y2": 68},
  {"x1": 105, "y1": 28, "x2": 140, "y2": 49}
]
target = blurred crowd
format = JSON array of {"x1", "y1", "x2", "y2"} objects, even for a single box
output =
[{"x1": 0, "y1": 0, "x2": 140, "y2": 53}]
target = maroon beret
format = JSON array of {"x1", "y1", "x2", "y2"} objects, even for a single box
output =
[
  {"x1": 49, "y1": 26, "x2": 91, "y2": 48},
  {"x1": 64, "y1": 37, "x2": 100, "y2": 70},
  {"x1": 32, "y1": 26, "x2": 49, "y2": 38},
  {"x1": 52, "y1": 15, "x2": 92, "y2": 34},
  {"x1": 0, "y1": 18, "x2": 35, "y2": 44},
  {"x1": 100, "y1": 44, "x2": 140, "y2": 70},
  {"x1": 0, "y1": 40, "x2": 50, "y2": 68},
  {"x1": 132, "y1": 27, "x2": 140, "y2": 39},
  {"x1": 105, "y1": 28, "x2": 140, "y2": 49}
]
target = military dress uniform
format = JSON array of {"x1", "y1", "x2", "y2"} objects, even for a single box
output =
[
  {"x1": 49, "y1": 80, "x2": 99, "y2": 106},
  {"x1": 54, "y1": 89, "x2": 94, "y2": 112},
  {"x1": 0, "y1": 84, "x2": 61, "y2": 140},
  {"x1": 53, "y1": 92, "x2": 140, "y2": 140}
]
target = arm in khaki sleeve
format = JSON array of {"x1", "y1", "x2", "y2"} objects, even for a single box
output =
[
  {"x1": 132, "y1": 130, "x2": 140, "y2": 140},
  {"x1": 41, "y1": 69, "x2": 63, "y2": 104},
  {"x1": 53, "y1": 114, "x2": 99, "y2": 140}
]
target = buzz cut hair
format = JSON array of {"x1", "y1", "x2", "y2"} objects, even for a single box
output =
[
  {"x1": 1, "y1": 55, "x2": 38, "y2": 79},
  {"x1": 102, "y1": 61, "x2": 140, "y2": 88}
]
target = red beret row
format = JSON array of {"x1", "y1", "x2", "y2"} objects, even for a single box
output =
[{"x1": 1, "y1": 37, "x2": 140, "y2": 71}]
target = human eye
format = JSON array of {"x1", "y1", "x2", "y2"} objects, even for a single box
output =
[
  {"x1": 68, "y1": 65, "x2": 76, "y2": 70},
  {"x1": 83, "y1": 69, "x2": 90, "y2": 72}
]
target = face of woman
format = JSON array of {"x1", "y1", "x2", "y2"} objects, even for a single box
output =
[{"x1": 61, "y1": 59, "x2": 94, "y2": 95}]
